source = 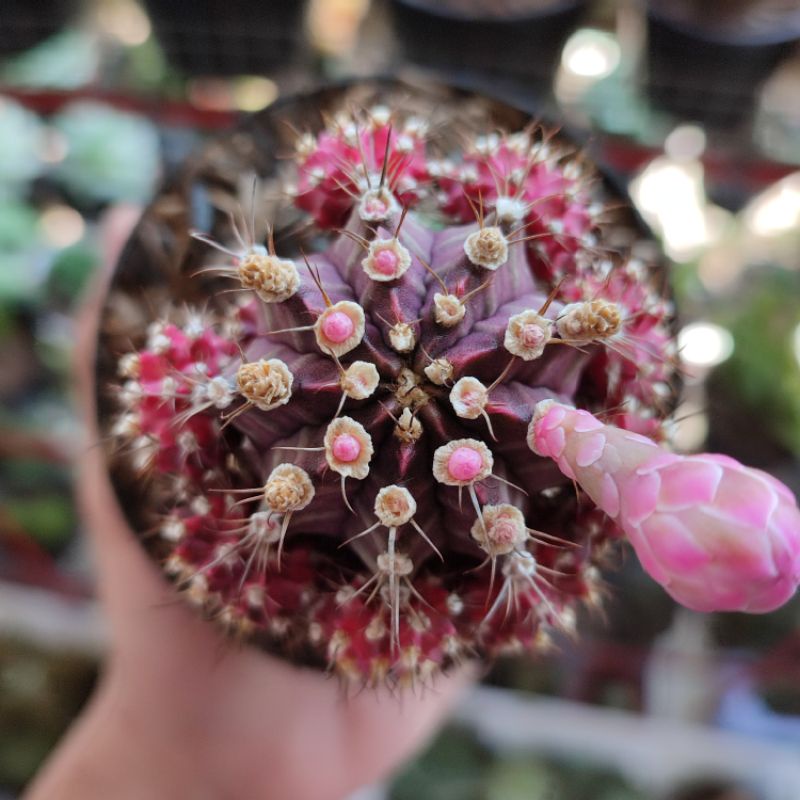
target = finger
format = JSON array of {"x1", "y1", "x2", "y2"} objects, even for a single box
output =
[
  {"x1": 71, "y1": 204, "x2": 184, "y2": 644},
  {"x1": 73, "y1": 204, "x2": 142, "y2": 433}
]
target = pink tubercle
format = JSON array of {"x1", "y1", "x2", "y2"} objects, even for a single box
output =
[
  {"x1": 365, "y1": 197, "x2": 388, "y2": 215},
  {"x1": 522, "y1": 324, "x2": 545, "y2": 348},
  {"x1": 332, "y1": 433, "x2": 361, "y2": 463},
  {"x1": 447, "y1": 446, "x2": 483, "y2": 482},
  {"x1": 374, "y1": 249, "x2": 398, "y2": 276},
  {"x1": 321, "y1": 310, "x2": 355, "y2": 344},
  {"x1": 490, "y1": 518, "x2": 518, "y2": 547}
]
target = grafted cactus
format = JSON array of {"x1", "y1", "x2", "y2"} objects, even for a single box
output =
[{"x1": 102, "y1": 85, "x2": 800, "y2": 687}]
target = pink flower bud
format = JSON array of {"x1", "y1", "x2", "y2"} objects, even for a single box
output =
[{"x1": 528, "y1": 401, "x2": 800, "y2": 613}]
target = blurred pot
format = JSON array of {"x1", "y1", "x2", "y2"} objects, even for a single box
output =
[
  {"x1": 143, "y1": 0, "x2": 306, "y2": 77},
  {"x1": 0, "y1": 0, "x2": 76, "y2": 56},
  {"x1": 645, "y1": 0, "x2": 800, "y2": 129},
  {"x1": 390, "y1": 0, "x2": 585, "y2": 98}
]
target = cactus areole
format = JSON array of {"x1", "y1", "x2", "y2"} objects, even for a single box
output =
[{"x1": 98, "y1": 82, "x2": 800, "y2": 687}]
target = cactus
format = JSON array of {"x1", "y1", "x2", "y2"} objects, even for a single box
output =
[{"x1": 103, "y1": 87, "x2": 800, "y2": 687}]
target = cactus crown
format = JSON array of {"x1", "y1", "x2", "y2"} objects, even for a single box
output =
[{"x1": 105, "y1": 86, "x2": 681, "y2": 687}]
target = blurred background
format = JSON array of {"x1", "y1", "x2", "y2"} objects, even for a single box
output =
[{"x1": 1, "y1": 1, "x2": 800, "y2": 798}]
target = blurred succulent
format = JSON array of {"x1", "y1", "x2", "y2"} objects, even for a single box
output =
[
  {"x1": 0, "y1": 98, "x2": 45, "y2": 193},
  {"x1": 53, "y1": 101, "x2": 160, "y2": 205},
  {"x1": 46, "y1": 242, "x2": 100, "y2": 308},
  {"x1": 0, "y1": 200, "x2": 49, "y2": 305},
  {"x1": 102, "y1": 89, "x2": 800, "y2": 686},
  {"x1": 2, "y1": 31, "x2": 99, "y2": 90},
  {"x1": 717, "y1": 267, "x2": 800, "y2": 458}
]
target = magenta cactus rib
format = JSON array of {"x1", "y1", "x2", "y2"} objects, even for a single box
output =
[{"x1": 107, "y1": 97, "x2": 798, "y2": 687}]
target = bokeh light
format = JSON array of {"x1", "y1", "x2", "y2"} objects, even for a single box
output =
[
  {"x1": 678, "y1": 322, "x2": 734, "y2": 370},
  {"x1": 561, "y1": 29, "x2": 621, "y2": 80}
]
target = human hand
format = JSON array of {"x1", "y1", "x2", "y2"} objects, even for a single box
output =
[{"x1": 25, "y1": 206, "x2": 472, "y2": 800}]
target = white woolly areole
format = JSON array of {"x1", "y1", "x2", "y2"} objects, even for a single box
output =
[
  {"x1": 504, "y1": 310, "x2": 553, "y2": 361},
  {"x1": 432, "y1": 438, "x2": 494, "y2": 486},
  {"x1": 160, "y1": 376, "x2": 178, "y2": 399},
  {"x1": 184, "y1": 312, "x2": 206, "y2": 340},
  {"x1": 369, "y1": 105, "x2": 391, "y2": 127},
  {"x1": 237, "y1": 358, "x2": 293, "y2": 411},
  {"x1": 358, "y1": 186, "x2": 399, "y2": 223},
  {"x1": 424, "y1": 357, "x2": 454, "y2": 386},
  {"x1": 323, "y1": 416, "x2": 374, "y2": 479},
  {"x1": 365, "y1": 615, "x2": 387, "y2": 642},
  {"x1": 332, "y1": 112, "x2": 358, "y2": 145},
  {"x1": 403, "y1": 116, "x2": 428, "y2": 137},
  {"x1": 190, "y1": 383, "x2": 207, "y2": 406},
  {"x1": 190, "y1": 494, "x2": 211, "y2": 516},
  {"x1": 247, "y1": 510, "x2": 282, "y2": 543},
  {"x1": 377, "y1": 551, "x2": 413, "y2": 577},
  {"x1": 341, "y1": 361, "x2": 380, "y2": 400},
  {"x1": 463, "y1": 226, "x2": 509, "y2": 270},
  {"x1": 295, "y1": 132, "x2": 316, "y2": 159},
  {"x1": 388, "y1": 321, "x2": 416, "y2": 353},
  {"x1": 205, "y1": 376, "x2": 234, "y2": 408},
  {"x1": 237, "y1": 252, "x2": 301, "y2": 303},
  {"x1": 470, "y1": 504, "x2": 527, "y2": 556},
  {"x1": 313, "y1": 300, "x2": 366, "y2": 357},
  {"x1": 118, "y1": 352, "x2": 141, "y2": 379},
  {"x1": 176, "y1": 430, "x2": 198, "y2": 454},
  {"x1": 263, "y1": 464, "x2": 315, "y2": 513},
  {"x1": 244, "y1": 584, "x2": 266, "y2": 610},
  {"x1": 450, "y1": 376, "x2": 488, "y2": 420},
  {"x1": 506, "y1": 131, "x2": 531, "y2": 155},
  {"x1": 184, "y1": 573, "x2": 210, "y2": 605},
  {"x1": 433, "y1": 293, "x2": 466, "y2": 327},
  {"x1": 394, "y1": 135, "x2": 415, "y2": 154},
  {"x1": 149, "y1": 333, "x2": 171, "y2": 355},
  {"x1": 503, "y1": 550, "x2": 539, "y2": 581},
  {"x1": 361, "y1": 238, "x2": 412, "y2": 282},
  {"x1": 129, "y1": 435, "x2": 157, "y2": 472},
  {"x1": 161, "y1": 516, "x2": 186, "y2": 543},
  {"x1": 120, "y1": 380, "x2": 143, "y2": 405},
  {"x1": 446, "y1": 593, "x2": 464, "y2": 615},
  {"x1": 474, "y1": 133, "x2": 501, "y2": 155},
  {"x1": 374, "y1": 485, "x2": 417, "y2": 527},
  {"x1": 494, "y1": 195, "x2": 527, "y2": 225}
]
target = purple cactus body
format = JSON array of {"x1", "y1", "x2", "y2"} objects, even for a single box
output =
[{"x1": 103, "y1": 85, "x2": 799, "y2": 687}]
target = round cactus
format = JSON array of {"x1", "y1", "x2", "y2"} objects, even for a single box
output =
[{"x1": 98, "y1": 83, "x2": 800, "y2": 687}]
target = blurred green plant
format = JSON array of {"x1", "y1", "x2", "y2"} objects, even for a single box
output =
[
  {"x1": 53, "y1": 101, "x2": 160, "y2": 205},
  {"x1": 45, "y1": 242, "x2": 100, "y2": 308},
  {"x1": 579, "y1": 70, "x2": 668, "y2": 147},
  {"x1": 484, "y1": 756, "x2": 555, "y2": 800},
  {"x1": 717, "y1": 266, "x2": 800, "y2": 457},
  {"x1": 0, "y1": 201, "x2": 98, "y2": 310},
  {"x1": 0, "y1": 200, "x2": 48, "y2": 305},
  {"x1": 391, "y1": 725, "x2": 490, "y2": 800},
  {"x1": 0, "y1": 638, "x2": 96, "y2": 792},
  {"x1": 0, "y1": 99, "x2": 45, "y2": 193},
  {"x1": 390, "y1": 725, "x2": 650, "y2": 800},
  {"x1": 1, "y1": 31, "x2": 99, "y2": 90},
  {"x1": 4, "y1": 495, "x2": 75, "y2": 553}
]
